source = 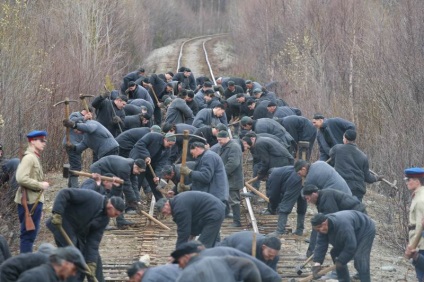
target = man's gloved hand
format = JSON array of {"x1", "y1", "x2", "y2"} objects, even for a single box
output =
[
  {"x1": 377, "y1": 175, "x2": 385, "y2": 181},
  {"x1": 65, "y1": 144, "x2": 76, "y2": 151},
  {"x1": 51, "y1": 213, "x2": 62, "y2": 226},
  {"x1": 257, "y1": 173, "x2": 267, "y2": 181},
  {"x1": 180, "y1": 166, "x2": 192, "y2": 176},
  {"x1": 312, "y1": 265, "x2": 322, "y2": 279},
  {"x1": 177, "y1": 183, "x2": 190, "y2": 193},
  {"x1": 63, "y1": 119, "x2": 76, "y2": 129},
  {"x1": 112, "y1": 116, "x2": 122, "y2": 124},
  {"x1": 87, "y1": 262, "x2": 97, "y2": 280},
  {"x1": 101, "y1": 91, "x2": 110, "y2": 98}
]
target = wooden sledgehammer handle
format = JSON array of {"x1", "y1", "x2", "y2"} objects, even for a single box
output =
[
  {"x1": 299, "y1": 265, "x2": 336, "y2": 282},
  {"x1": 180, "y1": 130, "x2": 189, "y2": 184},
  {"x1": 140, "y1": 210, "x2": 171, "y2": 230},
  {"x1": 70, "y1": 170, "x2": 124, "y2": 184},
  {"x1": 245, "y1": 183, "x2": 269, "y2": 202}
]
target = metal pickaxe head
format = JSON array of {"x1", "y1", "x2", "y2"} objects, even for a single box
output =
[
  {"x1": 79, "y1": 94, "x2": 94, "y2": 99},
  {"x1": 169, "y1": 133, "x2": 207, "y2": 143},
  {"x1": 298, "y1": 141, "x2": 310, "y2": 149},
  {"x1": 79, "y1": 94, "x2": 95, "y2": 113},
  {"x1": 53, "y1": 97, "x2": 78, "y2": 107}
]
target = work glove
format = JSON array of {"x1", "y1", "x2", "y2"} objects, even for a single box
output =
[
  {"x1": 257, "y1": 172, "x2": 267, "y2": 181},
  {"x1": 112, "y1": 116, "x2": 122, "y2": 124},
  {"x1": 51, "y1": 213, "x2": 62, "y2": 226},
  {"x1": 63, "y1": 119, "x2": 76, "y2": 129},
  {"x1": 177, "y1": 183, "x2": 191, "y2": 193},
  {"x1": 65, "y1": 144, "x2": 76, "y2": 151},
  {"x1": 312, "y1": 265, "x2": 322, "y2": 279},
  {"x1": 86, "y1": 262, "x2": 98, "y2": 282},
  {"x1": 101, "y1": 91, "x2": 110, "y2": 98},
  {"x1": 179, "y1": 166, "x2": 192, "y2": 176}
]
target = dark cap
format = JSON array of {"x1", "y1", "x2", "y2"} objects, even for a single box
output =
[
  {"x1": 253, "y1": 88, "x2": 262, "y2": 94},
  {"x1": 166, "y1": 82, "x2": 174, "y2": 88},
  {"x1": 155, "y1": 198, "x2": 168, "y2": 213},
  {"x1": 247, "y1": 100, "x2": 255, "y2": 106},
  {"x1": 203, "y1": 81, "x2": 213, "y2": 87},
  {"x1": 313, "y1": 113, "x2": 325, "y2": 120},
  {"x1": 236, "y1": 93, "x2": 245, "y2": 98},
  {"x1": 128, "y1": 81, "x2": 136, "y2": 87},
  {"x1": 302, "y1": 185, "x2": 319, "y2": 196},
  {"x1": 294, "y1": 160, "x2": 308, "y2": 172},
  {"x1": 110, "y1": 197, "x2": 125, "y2": 212},
  {"x1": 27, "y1": 130, "x2": 47, "y2": 141},
  {"x1": 164, "y1": 98, "x2": 173, "y2": 106},
  {"x1": 204, "y1": 89, "x2": 214, "y2": 95},
  {"x1": 160, "y1": 165, "x2": 174, "y2": 177},
  {"x1": 118, "y1": 95, "x2": 128, "y2": 102},
  {"x1": 138, "y1": 68, "x2": 145, "y2": 73},
  {"x1": 184, "y1": 68, "x2": 192, "y2": 72},
  {"x1": 405, "y1": 167, "x2": 424, "y2": 178},
  {"x1": 151, "y1": 125, "x2": 161, "y2": 133},
  {"x1": 244, "y1": 131, "x2": 257, "y2": 138},
  {"x1": 170, "y1": 241, "x2": 203, "y2": 263},
  {"x1": 164, "y1": 132, "x2": 176, "y2": 142},
  {"x1": 240, "y1": 116, "x2": 252, "y2": 126},
  {"x1": 263, "y1": 236, "x2": 281, "y2": 250},
  {"x1": 134, "y1": 159, "x2": 146, "y2": 169},
  {"x1": 267, "y1": 101, "x2": 277, "y2": 107},
  {"x1": 190, "y1": 142, "x2": 205, "y2": 150},
  {"x1": 127, "y1": 261, "x2": 148, "y2": 277},
  {"x1": 344, "y1": 129, "x2": 357, "y2": 141},
  {"x1": 245, "y1": 80, "x2": 252, "y2": 84},
  {"x1": 228, "y1": 81, "x2": 235, "y2": 86},
  {"x1": 311, "y1": 213, "x2": 328, "y2": 227},
  {"x1": 217, "y1": 131, "x2": 229, "y2": 138},
  {"x1": 216, "y1": 123, "x2": 228, "y2": 132},
  {"x1": 37, "y1": 243, "x2": 56, "y2": 255},
  {"x1": 242, "y1": 136, "x2": 253, "y2": 146},
  {"x1": 143, "y1": 77, "x2": 150, "y2": 84},
  {"x1": 53, "y1": 246, "x2": 86, "y2": 272}
]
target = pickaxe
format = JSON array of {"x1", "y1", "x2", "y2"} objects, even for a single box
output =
[
  {"x1": 103, "y1": 85, "x2": 123, "y2": 134},
  {"x1": 79, "y1": 94, "x2": 94, "y2": 113},
  {"x1": 295, "y1": 254, "x2": 314, "y2": 276},
  {"x1": 135, "y1": 203, "x2": 170, "y2": 230},
  {"x1": 180, "y1": 130, "x2": 190, "y2": 185},
  {"x1": 62, "y1": 164, "x2": 124, "y2": 184},
  {"x1": 245, "y1": 182, "x2": 269, "y2": 202},
  {"x1": 53, "y1": 97, "x2": 78, "y2": 145},
  {"x1": 297, "y1": 141, "x2": 310, "y2": 161},
  {"x1": 369, "y1": 169, "x2": 398, "y2": 191},
  {"x1": 146, "y1": 163, "x2": 167, "y2": 198}
]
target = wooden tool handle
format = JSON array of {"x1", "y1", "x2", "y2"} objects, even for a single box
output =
[
  {"x1": 245, "y1": 183, "x2": 269, "y2": 202},
  {"x1": 246, "y1": 177, "x2": 258, "y2": 184},
  {"x1": 69, "y1": 170, "x2": 124, "y2": 184},
  {"x1": 180, "y1": 130, "x2": 190, "y2": 184},
  {"x1": 299, "y1": 265, "x2": 336, "y2": 282},
  {"x1": 252, "y1": 232, "x2": 257, "y2": 257},
  {"x1": 140, "y1": 210, "x2": 170, "y2": 230},
  {"x1": 147, "y1": 164, "x2": 157, "y2": 178}
]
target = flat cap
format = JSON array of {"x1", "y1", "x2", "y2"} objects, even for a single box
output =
[
  {"x1": 127, "y1": 261, "x2": 148, "y2": 277},
  {"x1": 215, "y1": 123, "x2": 228, "y2": 132},
  {"x1": 267, "y1": 101, "x2": 277, "y2": 107},
  {"x1": 311, "y1": 213, "x2": 328, "y2": 227},
  {"x1": 236, "y1": 93, "x2": 245, "y2": 98},
  {"x1": 128, "y1": 81, "x2": 136, "y2": 87},
  {"x1": 134, "y1": 159, "x2": 146, "y2": 169},
  {"x1": 245, "y1": 80, "x2": 252, "y2": 84},
  {"x1": 184, "y1": 68, "x2": 192, "y2": 72},
  {"x1": 253, "y1": 88, "x2": 262, "y2": 94},
  {"x1": 160, "y1": 165, "x2": 174, "y2": 178},
  {"x1": 344, "y1": 129, "x2": 357, "y2": 141},
  {"x1": 204, "y1": 89, "x2": 215, "y2": 95},
  {"x1": 405, "y1": 167, "x2": 424, "y2": 178},
  {"x1": 170, "y1": 241, "x2": 203, "y2": 263},
  {"x1": 203, "y1": 81, "x2": 213, "y2": 87},
  {"x1": 164, "y1": 98, "x2": 173, "y2": 106},
  {"x1": 151, "y1": 125, "x2": 161, "y2": 133},
  {"x1": 164, "y1": 132, "x2": 176, "y2": 142},
  {"x1": 53, "y1": 246, "x2": 86, "y2": 272},
  {"x1": 240, "y1": 116, "x2": 252, "y2": 126},
  {"x1": 110, "y1": 196, "x2": 125, "y2": 212},
  {"x1": 313, "y1": 113, "x2": 325, "y2": 120},
  {"x1": 217, "y1": 131, "x2": 229, "y2": 138},
  {"x1": 190, "y1": 141, "x2": 205, "y2": 149},
  {"x1": 263, "y1": 236, "x2": 281, "y2": 250},
  {"x1": 228, "y1": 80, "x2": 235, "y2": 86},
  {"x1": 155, "y1": 198, "x2": 168, "y2": 213}
]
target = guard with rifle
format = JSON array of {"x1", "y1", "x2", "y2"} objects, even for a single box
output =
[{"x1": 15, "y1": 130, "x2": 50, "y2": 253}]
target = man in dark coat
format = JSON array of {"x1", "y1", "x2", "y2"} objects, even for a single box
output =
[
  {"x1": 216, "y1": 76, "x2": 247, "y2": 92},
  {"x1": 216, "y1": 131, "x2": 244, "y2": 227},
  {"x1": 219, "y1": 231, "x2": 281, "y2": 271},
  {"x1": 194, "y1": 81, "x2": 214, "y2": 110},
  {"x1": 192, "y1": 124, "x2": 224, "y2": 148},
  {"x1": 62, "y1": 119, "x2": 119, "y2": 163},
  {"x1": 0, "y1": 143, "x2": 20, "y2": 192},
  {"x1": 162, "y1": 122, "x2": 197, "y2": 163},
  {"x1": 240, "y1": 116, "x2": 295, "y2": 154},
  {"x1": 312, "y1": 114, "x2": 355, "y2": 162},
  {"x1": 280, "y1": 115, "x2": 316, "y2": 160},
  {"x1": 192, "y1": 105, "x2": 228, "y2": 128},
  {"x1": 330, "y1": 129, "x2": 382, "y2": 201},
  {"x1": 128, "y1": 99, "x2": 154, "y2": 117},
  {"x1": 179, "y1": 142, "x2": 229, "y2": 204},
  {"x1": 129, "y1": 132, "x2": 176, "y2": 201},
  {"x1": 303, "y1": 185, "x2": 367, "y2": 258},
  {"x1": 115, "y1": 127, "x2": 150, "y2": 158},
  {"x1": 311, "y1": 211, "x2": 375, "y2": 282},
  {"x1": 242, "y1": 133, "x2": 294, "y2": 180},
  {"x1": 173, "y1": 244, "x2": 262, "y2": 282},
  {"x1": 201, "y1": 246, "x2": 281, "y2": 282},
  {"x1": 123, "y1": 113, "x2": 150, "y2": 130},
  {"x1": 17, "y1": 246, "x2": 87, "y2": 282},
  {"x1": 173, "y1": 68, "x2": 196, "y2": 91},
  {"x1": 155, "y1": 191, "x2": 226, "y2": 248},
  {"x1": 184, "y1": 90, "x2": 199, "y2": 115},
  {"x1": 91, "y1": 93, "x2": 127, "y2": 137},
  {"x1": 46, "y1": 189, "x2": 125, "y2": 282},
  {"x1": 146, "y1": 74, "x2": 171, "y2": 125},
  {"x1": 0, "y1": 243, "x2": 55, "y2": 282},
  {"x1": 90, "y1": 155, "x2": 146, "y2": 215},
  {"x1": 267, "y1": 165, "x2": 306, "y2": 237},
  {"x1": 294, "y1": 160, "x2": 352, "y2": 195},
  {"x1": 160, "y1": 162, "x2": 196, "y2": 197},
  {"x1": 126, "y1": 261, "x2": 181, "y2": 282},
  {"x1": 164, "y1": 93, "x2": 194, "y2": 125},
  {"x1": 120, "y1": 68, "x2": 144, "y2": 94},
  {"x1": 125, "y1": 81, "x2": 154, "y2": 105},
  {"x1": 223, "y1": 80, "x2": 244, "y2": 99},
  {"x1": 0, "y1": 234, "x2": 11, "y2": 264}
]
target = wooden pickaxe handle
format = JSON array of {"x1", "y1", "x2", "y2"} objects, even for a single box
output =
[
  {"x1": 246, "y1": 177, "x2": 258, "y2": 184},
  {"x1": 245, "y1": 183, "x2": 269, "y2": 202},
  {"x1": 148, "y1": 84, "x2": 160, "y2": 105},
  {"x1": 147, "y1": 163, "x2": 157, "y2": 178},
  {"x1": 369, "y1": 169, "x2": 398, "y2": 190},
  {"x1": 251, "y1": 232, "x2": 257, "y2": 257},
  {"x1": 69, "y1": 170, "x2": 124, "y2": 184},
  {"x1": 180, "y1": 130, "x2": 190, "y2": 184},
  {"x1": 140, "y1": 210, "x2": 170, "y2": 230},
  {"x1": 299, "y1": 265, "x2": 336, "y2": 282}
]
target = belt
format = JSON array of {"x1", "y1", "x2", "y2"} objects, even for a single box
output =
[{"x1": 408, "y1": 225, "x2": 416, "y2": 231}]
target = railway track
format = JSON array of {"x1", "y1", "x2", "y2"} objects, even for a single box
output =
[{"x1": 99, "y1": 35, "x2": 316, "y2": 281}]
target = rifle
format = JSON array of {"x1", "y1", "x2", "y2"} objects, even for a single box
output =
[{"x1": 21, "y1": 188, "x2": 35, "y2": 231}]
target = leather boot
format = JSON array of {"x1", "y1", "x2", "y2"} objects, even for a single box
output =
[
  {"x1": 231, "y1": 204, "x2": 241, "y2": 227},
  {"x1": 268, "y1": 213, "x2": 288, "y2": 237},
  {"x1": 293, "y1": 213, "x2": 305, "y2": 236}
]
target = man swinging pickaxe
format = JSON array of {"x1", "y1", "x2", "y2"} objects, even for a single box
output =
[{"x1": 79, "y1": 94, "x2": 94, "y2": 113}]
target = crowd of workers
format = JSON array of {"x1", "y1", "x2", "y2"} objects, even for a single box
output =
[{"x1": 0, "y1": 66, "x2": 423, "y2": 282}]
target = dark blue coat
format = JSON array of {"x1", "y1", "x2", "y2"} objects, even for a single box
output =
[
  {"x1": 0, "y1": 252, "x2": 48, "y2": 282},
  {"x1": 16, "y1": 263, "x2": 59, "y2": 282},
  {"x1": 91, "y1": 96, "x2": 126, "y2": 137},
  {"x1": 192, "y1": 109, "x2": 228, "y2": 128},
  {"x1": 115, "y1": 127, "x2": 150, "y2": 155},
  {"x1": 142, "y1": 264, "x2": 181, "y2": 282},
  {"x1": 317, "y1": 118, "x2": 355, "y2": 161},
  {"x1": 268, "y1": 166, "x2": 303, "y2": 213},
  {"x1": 316, "y1": 189, "x2": 366, "y2": 214}
]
